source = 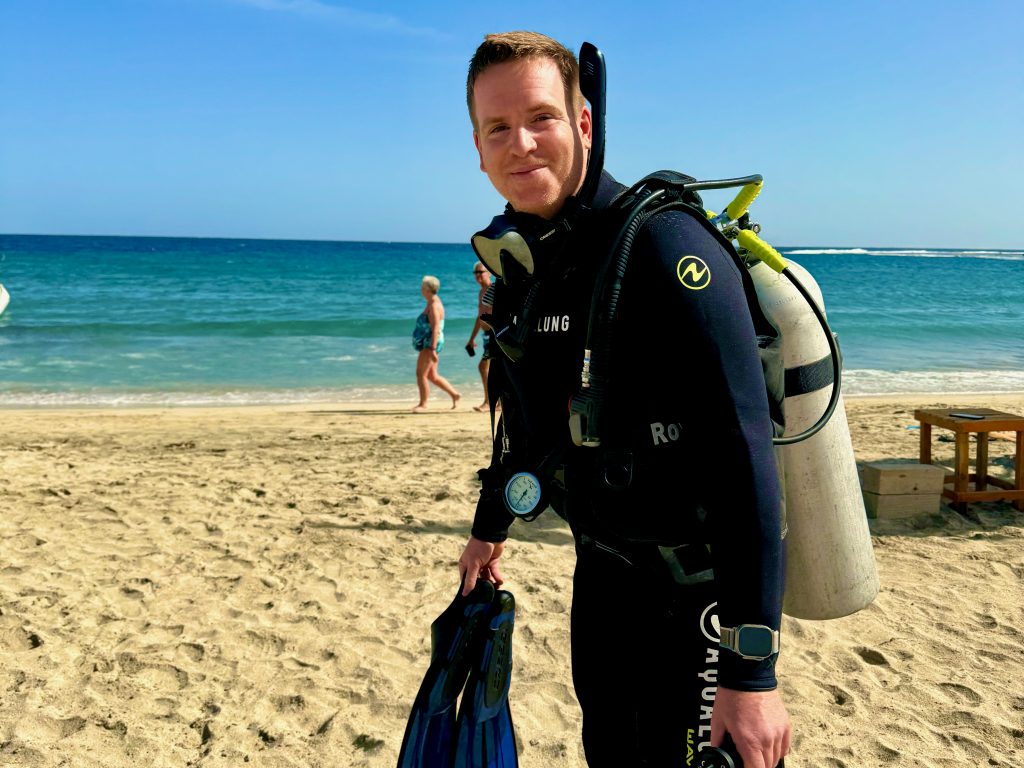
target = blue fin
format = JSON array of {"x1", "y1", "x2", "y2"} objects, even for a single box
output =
[
  {"x1": 397, "y1": 580, "x2": 497, "y2": 768},
  {"x1": 453, "y1": 590, "x2": 518, "y2": 768}
]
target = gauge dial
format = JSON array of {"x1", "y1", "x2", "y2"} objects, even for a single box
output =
[{"x1": 503, "y1": 472, "x2": 543, "y2": 517}]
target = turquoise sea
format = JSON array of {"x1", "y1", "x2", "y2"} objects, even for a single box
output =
[{"x1": 0, "y1": 235, "x2": 1022, "y2": 406}]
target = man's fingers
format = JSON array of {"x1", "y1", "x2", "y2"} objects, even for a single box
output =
[
  {"x1": 734, "y1": 741, "x2": 766, "y2": 768},
  {"x1": 489, "y1": 561, "x2": 505, "y2": 589},
  {"x1": 780, "y1": 728, "x2": 791, "y2": 766},
  {"x1": 462, "y1": 567, "x2": 477, "y2": 596},
  {"x1": 709, "y1": 717, "x2": 725, "y2": 747},
  {"x1": 774, "y1": 732, "x2": 789, "y2": 767},
  {"x1": 459, "y1": 537, "x2": 502, "y2": 595}
]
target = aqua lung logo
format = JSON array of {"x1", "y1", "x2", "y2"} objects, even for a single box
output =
[
  {"x1": 694, "y1": 601, "x2": 720, "y2": 761},
  {"x1": 700, "y1": 601, "x2": 721, "y2": 644},
  {"x1": 677, "y1": 255, "x2": 711, "y2": 290}
]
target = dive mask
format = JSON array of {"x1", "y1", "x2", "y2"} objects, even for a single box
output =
[
  {"x1": 470, "y1": 206, "x2": 579, "y2": 363},
  {"x1": 470, "y1": 209, "x2": 574, "y2": 280}
]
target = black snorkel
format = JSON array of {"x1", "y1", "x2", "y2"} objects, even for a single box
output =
[
  {"x1": 471, "y1": 42, "x2": 608, "y2": 362},
  {"x1": 575, "y1": 42, "x2": 606, "y2": 216}
]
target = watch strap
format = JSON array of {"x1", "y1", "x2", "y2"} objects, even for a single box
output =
[{"x1": 719, "y1": 624, "x2": 780, "y2": 660}]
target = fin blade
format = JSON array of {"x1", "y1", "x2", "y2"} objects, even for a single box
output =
[
  {"x1": 397, "y1": 581, "x2": 497, "y2": 767},
  {"x1": 453, "y1": 590, "x2": 518, "y2": 767}
]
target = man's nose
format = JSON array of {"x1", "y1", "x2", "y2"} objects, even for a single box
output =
[{"x1": 509, "y1": 126, "x2": 537, "y2": 156}]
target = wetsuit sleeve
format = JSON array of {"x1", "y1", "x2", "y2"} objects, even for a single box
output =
[
  {"x1": 471, "y1": 413, "x2": 516, "y2": 542},
  {"x1": 640, "y1": 211, "x2": 785, "y2": 691}
]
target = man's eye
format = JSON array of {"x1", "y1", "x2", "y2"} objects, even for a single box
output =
[{"x1": 489, "y1": 125, "x2": 508, "y2": 135}]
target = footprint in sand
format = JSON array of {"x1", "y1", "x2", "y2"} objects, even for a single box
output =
[
  {"x1": 242, "y1": 629, "x2": 288, "y2": 657},
  {"x1": 116, "y1": 653, "x2": 190, "y2": 691},
  {"x1": 870, "y1": 741, "x2": 902, "y2": 762},
  {"x1": 273, "y1": 694, "x2": 306, "y2": 711},
  {"x1": 0, "y1": 626, "x2": 44, "y2": 651},
  {"x1": 176, "y1": 642, "x2": 205, "y2": 662},
  {"x1": 814, "y1": 680, "x2": 856, "y2": 711},
  {"x1": 20, "y1": 715, "x2": 88, "y2": 741},
  {"x1": 937, "y1": 681, "x2": 983, "y2": 707},
  {"x1": 974, "y1": 612, "x2": 998, "y2": 629},
  {"x1": 853, "y1": 646, "x2": 889, "y2": 666}
]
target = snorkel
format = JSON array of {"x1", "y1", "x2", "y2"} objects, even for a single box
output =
[
  {"x1": 471, "y1": 42, "x2": 607, "y2": 362},
  {"x1": 574, "y1": 42, "x2": 607, "y2": 216}
]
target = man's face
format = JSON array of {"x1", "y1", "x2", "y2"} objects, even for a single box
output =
[
  {"x1": 472, "y1": 58, "x2": 592, "y2": 220},
  {"x1": 473, "y1": 266, "x2": 490, "y2": 286}
]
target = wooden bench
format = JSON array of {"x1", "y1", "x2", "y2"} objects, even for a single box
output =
[{"x1": 915, "y1": 408, "x2": 1024, "y2": 513}]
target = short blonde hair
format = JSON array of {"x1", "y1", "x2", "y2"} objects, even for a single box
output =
[
  {"x1": 422, "y1": 275, "x2": 440, "y2": 294},
  {"x1": 467, "y1": 31, "x2": 582, "y2": 130}
]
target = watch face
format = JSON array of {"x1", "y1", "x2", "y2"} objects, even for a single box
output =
[
  {"x1": 503, "y1": 472, "x2": 543, "y2": 517},
  {"x1": 737, "y1": 626, "x2": 775, "y2": 658}
]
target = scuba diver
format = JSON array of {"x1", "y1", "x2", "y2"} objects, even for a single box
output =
[{"x1": 457, "y1": 31, "x2": 791, "y2": 768}]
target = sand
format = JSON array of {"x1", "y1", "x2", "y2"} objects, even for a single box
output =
[{"x1": 1, "y1": 394, "x2": 1023, "y2": 767}]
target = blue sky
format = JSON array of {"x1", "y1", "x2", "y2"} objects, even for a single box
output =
[{"x1": 2, "y1": 0, "x2": 1022, "y2": 247}]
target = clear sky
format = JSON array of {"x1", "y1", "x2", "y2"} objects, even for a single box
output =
[{"x1": 2, "y1": 0, "x2": 1022, "y2": 247}]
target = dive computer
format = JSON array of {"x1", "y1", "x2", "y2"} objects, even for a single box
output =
[{"x1": 718, "y1": 624, "x2": 780, "y2": 660}]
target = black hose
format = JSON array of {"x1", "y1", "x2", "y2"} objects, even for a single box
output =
[
  {"x1": 772, "y1": 268, "x2": 843, "y2": 446},
  {"x1": 576, "y1": 179, "x2": 841, "y2": 448},
  {"x1": 583, "y1": 189, "x2": 664, "y2": 352}
]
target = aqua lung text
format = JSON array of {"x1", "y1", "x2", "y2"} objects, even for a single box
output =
[
  {"x1": 533, "y1": 315, "x2": 570, "y2": 333},
  {"x1": 696, "y1": 601, "x2": 720, "y2": 757}
]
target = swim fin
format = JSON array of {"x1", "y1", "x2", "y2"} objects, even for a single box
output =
[
  {"x1": 397, "y1": 580, "x2": 497, "y2": 768},
  {"x1": 453, "y1": 589, "x2": 518, "y2": 768}
]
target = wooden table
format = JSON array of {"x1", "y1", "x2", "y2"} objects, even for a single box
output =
[{"x1": 915, "y1": 408, "x2": 1024, "y2": 512}]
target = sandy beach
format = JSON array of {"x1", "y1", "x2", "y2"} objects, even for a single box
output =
[{"x1": 2, "y1": 394, "x2": 1023, "y2": 768}]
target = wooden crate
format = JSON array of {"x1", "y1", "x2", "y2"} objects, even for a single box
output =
[
  {"x1": 861, "y1": 463, "x2": 946, "y2": 519},
  {"x1": 861, "y1": 462, "x2": 946, "y2": 495},
  {"x1": 863, "y1": 490, "x2": 942, "y2": 519}
]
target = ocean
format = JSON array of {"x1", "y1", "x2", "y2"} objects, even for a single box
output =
[{"x1": 0, "y1": 235, "x2": 1021, "y2": 407}]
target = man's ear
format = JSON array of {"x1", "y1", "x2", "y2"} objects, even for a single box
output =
[
  {"x1": 473, "y1": 132, "x2": 486, "y2": 172},
  {"x1": 578, "y1": 105, "x2": 593, "y2": 150}
]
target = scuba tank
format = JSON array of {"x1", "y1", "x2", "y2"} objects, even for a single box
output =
[
  {"x1": 744, "y1": 254, "x2": 879, "y2": 619},
  {"x1": 570, "y1": 174, "x2": 879, "y2": 621}
]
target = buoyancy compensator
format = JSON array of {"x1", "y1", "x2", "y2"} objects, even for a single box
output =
[{"x1": 567, "y1": 169, "x2": 879, "y2": 619}]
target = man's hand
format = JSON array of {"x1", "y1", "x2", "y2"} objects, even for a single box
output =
[
  {"x1": 711, "y1": 687, "x2": 790, "y2": 768},
  {"x1": 458, "y1": 537, "x2": 505, "y2": 595}
]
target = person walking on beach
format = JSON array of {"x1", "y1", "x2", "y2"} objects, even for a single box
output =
[
  {"x1": 466, "y1": 263, "x2": 495, "y2": 412},
  {"x1": 456, "y1": 32, "x2": 790, "y2": 767},
  {"x1": 412, "y1": 275, "x2": 460, "y2": 413}
]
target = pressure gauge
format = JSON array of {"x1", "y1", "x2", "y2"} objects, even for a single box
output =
[{"x1": 503, "y1": 471, "x2": 545, "y2": 518}]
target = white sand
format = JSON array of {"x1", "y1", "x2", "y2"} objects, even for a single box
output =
[{"x1": 2, "y1": 395, "x2": 1023, "y2": 767}]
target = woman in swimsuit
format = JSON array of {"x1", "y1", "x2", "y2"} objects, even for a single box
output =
[{"x1": 412, "y1": 275, "x2": 461, "y2": 412}]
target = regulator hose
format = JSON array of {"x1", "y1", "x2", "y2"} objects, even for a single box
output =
[
  {"x1": 574, "y1": 178, "x2": 841, "y2": 448},
  {"x1": 772, "y1": 267, "x2": 843, "y2": 446}
]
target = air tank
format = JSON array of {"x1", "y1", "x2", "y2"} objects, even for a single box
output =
[{"x1": 748, "y1": 260, "x2": 879, "y2": 620}]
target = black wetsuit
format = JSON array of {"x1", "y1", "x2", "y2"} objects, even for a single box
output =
[{"x1": 472, "y1": 172, "x2": 784, "y2": 766}]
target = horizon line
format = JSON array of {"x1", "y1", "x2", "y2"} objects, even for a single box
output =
[{"x1": 2, "y1": 232, "x2": 1020, "y2": 253}]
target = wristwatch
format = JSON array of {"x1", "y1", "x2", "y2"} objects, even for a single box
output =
[{"x1": 719, "y1": 624, "x2": 780, "y2": 660}]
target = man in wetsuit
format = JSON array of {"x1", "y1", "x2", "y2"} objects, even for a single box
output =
[{"x1": 458, "y1": 31, "x2": 791, "y2": 768}]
